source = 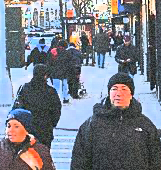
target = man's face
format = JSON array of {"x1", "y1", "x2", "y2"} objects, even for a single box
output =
[
  {"x1": 110, "y1": 84, "x2": 132, "y2": 109},
  {"x1": 6, "y1": 119, "x2": 28, "y2": 143}
]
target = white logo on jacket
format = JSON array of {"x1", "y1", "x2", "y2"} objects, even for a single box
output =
[{"x1": 135, "y1": 127, "x2": 143, "y2": 132}]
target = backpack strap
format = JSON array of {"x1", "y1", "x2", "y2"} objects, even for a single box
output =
[
  {"x1": 16, "y1": 85, "x2": 23, "y2": 97},
  {"x1": 85, "y1": 116, "x2": 93, "y2": 143},
  {"x1": 89, "y1": 116, "x2": 93, "y2": 143},
  {"x1": 12, "y1": 84, "x2": 27, "y2": 110}
]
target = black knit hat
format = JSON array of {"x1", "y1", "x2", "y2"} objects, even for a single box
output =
[
  {"x1": 39, "y1": 38, "x2": 45, "y2": 44},
  {"x1": 108, "y1": 73, "x2": 135, "y2": 95},
  {"x1": 33, "y1": 64, "x2": 50, "y2": 78},
  {"x1": 58, "y1": 40, "x2": 68, "y2": 48},
  {"x1": 6, "y1": 109, "x2": 33, "y2": 134}
]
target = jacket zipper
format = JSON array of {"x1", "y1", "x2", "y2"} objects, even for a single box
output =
[{"x1": 112, "y1": 114, "x2": 123, "y2": 137}]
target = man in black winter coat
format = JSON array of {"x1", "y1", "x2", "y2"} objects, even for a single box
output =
[
  {"x1": 25, "y1": 38, "x2": 50, "y2": 69},
  {"x1": 12, "y1": 64, "x2": 62, "y2": 149},
  {"x1": 94, "y1": 28, "x2": 109, "y2": 68},
  {"x1": 115, "y1": 35, "x2": 138, "y2": 78},
  {"x1": 71, "y1": 73, "x2": 161, "y2": 170}
]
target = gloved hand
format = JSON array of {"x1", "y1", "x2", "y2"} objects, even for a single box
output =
[
  {"x1": 120, "y1": 59, "x2": 125, "y2": 63},
  {"x1": 126, "y1": 58, "x2": 131, "y2": 62}
]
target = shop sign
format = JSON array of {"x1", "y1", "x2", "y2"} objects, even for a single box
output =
[
  {"x1": 67, "y1": 10, "x2": 74, "y2": 18},
  {"x1": 112, "y1": 0, "x2": 118, "y2": 14},
  {"x1": 123, "y1": 17, "x2": 129, "y2": 23},
  {"x1": 121, "y1": 0, "x2": 141, "y2": 4},
  {"x1": 66, "y1": 18, "x2": 93, "y2": 24}
]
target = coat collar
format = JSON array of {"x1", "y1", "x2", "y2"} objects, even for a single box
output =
[{"x1": 93, "y1": 96, "x2": 142, "y2": 119}]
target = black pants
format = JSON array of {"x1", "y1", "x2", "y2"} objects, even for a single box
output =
[
  {"x1": 68, "y1": 67, "x2": 81, "y2": 97},
  {"x1": 118, "y1": 63, "x2": 137, "y2": 76}
]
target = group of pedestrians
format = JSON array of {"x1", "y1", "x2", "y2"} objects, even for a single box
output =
[
  {"x1": 92, "y1": 29, "x2": 124, "y2": 69},
  {"x1": 25, "y1": 36, "x2": 83, "y2": 103},
  {"x1": 1, "y1": 72, "x2": 161, "y2": 169},
  {"x1": 1, "y1": 31, "x2": 161, "y2": 170},
  {"x1": 93, "y1": 28, "x2": 138, "y2": 78}
]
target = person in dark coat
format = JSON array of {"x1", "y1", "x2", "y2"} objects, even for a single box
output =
[
  {"x1": 115, "y1": 31, "x2": 124, "y2": 49},
  {"x1": 115, "y1": 35, "x2": 138, "y2": 78},
  {"x1": 47, "y1": 40, "x2": 73, "y2": 103},
  {"x1": 80, "y1": 32, "x2": 90, "y2": 65},
  {"x1": 158, "y1": 129, "x2": 161, "y2": 138},
  {"x1": 66, "y1": 42, "x2": 82, "y2": 99},
  {"x1": 94, "y1": 28, "x2": 109, "y2": 68},
  {"x1": 12, "y1": 64, "x2": 62, "y2": 148},
  {"x1": 71, "y1": 73, "x2": 161, "y2": 170},
  {"x1": 80, "y1": 31, "x2": 89, "y2": 54},
  {"x1": 25, "y1": 38, "x2": 50, "y2": 69},
  {"x1": 0, "y1": 108, "x2": 55, "y2": 170},
  {"x1": 50, "y1": 33, "x2": 61, "y2": 49}
]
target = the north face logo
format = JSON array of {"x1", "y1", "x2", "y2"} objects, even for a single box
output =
[{"x1": 135, "y1": 127, "x2": 143, "y2": 132}]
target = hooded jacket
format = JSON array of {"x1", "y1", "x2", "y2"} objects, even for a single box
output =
[
  {"x1": 71, "y1": 97, "x2": 161, "y2": 170},
  {"x1": 115, "y1": 44, "x2": 138, "y2": 75},
  {"x1": 0, "y1": 135, "x2": 55, "y2": 170},
  {"x1": 115, "y1": 43, "x2": 138, "y2": 64},
  {"x1": 13, "y1": 76, "x2": 61, "y2": 148},
  {"x1": 47, "y1": 46, "x2": 74, "y2": 79},
  {"x1": 26, "y1": 44, "x2": 50, "y2": 67}
]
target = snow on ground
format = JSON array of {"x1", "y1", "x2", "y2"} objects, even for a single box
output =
[{"x1": 1, "y1": 51, "x2": 161, "y2": 133}]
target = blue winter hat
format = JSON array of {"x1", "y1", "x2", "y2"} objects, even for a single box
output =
[{"x1": 6, "y1": 109, "x2": 33, "y2": 133}]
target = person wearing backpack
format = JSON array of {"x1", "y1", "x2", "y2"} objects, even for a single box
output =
[
  {"x1": 12, "y1": 64, "x2": 62, "y2": 149},
  {"x1": 66, "y1": 42, "x2": 83, "y2": 99},
  {"x1": 25, "y1": 38, "x2": 50, "y2": 69}
]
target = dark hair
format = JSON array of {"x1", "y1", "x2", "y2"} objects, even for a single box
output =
[
  {"x1": 69, "y1": 42, "x2": 76, "y2": 47},
  {"x1": 100, "y1": 28, "x2": 103, "y2": 33},
  {"x1": 33, "y1": 64, "x2": 51, "y2": 79},
  {"x1": 57, "y1": 40, "x2": 68, "y2": 48},
  {"x1": 39, "y1": 38, "x2": 45, "y2": 44}
]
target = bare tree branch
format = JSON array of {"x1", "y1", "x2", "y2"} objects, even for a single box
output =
[{"x1": 72, "y1": 0, "x2": 92, "y2": 17}]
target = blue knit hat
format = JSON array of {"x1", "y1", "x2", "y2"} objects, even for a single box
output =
[{"x1": 6, "y1": 109, "x2": 33, "y2": 134}]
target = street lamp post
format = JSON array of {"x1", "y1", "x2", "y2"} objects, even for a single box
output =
[
  {"x1": 59, "y1": 0, "x2": 65, "y2": 39},
  {"x1": 0, "y1": 0, "x2": 13, "y2": 106}
]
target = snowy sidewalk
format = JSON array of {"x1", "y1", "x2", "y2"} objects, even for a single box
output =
[
  {"x1": 56, "y1": 52, "x2": 161, "y2": 130},
  {"x1": 133, "y1": 71, "x2": 161, "y2": 129}
]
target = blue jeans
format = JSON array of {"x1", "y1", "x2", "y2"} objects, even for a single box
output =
[
  {"x1": 62, "y1": 79, "x2": 70, "y2": 100},
  {"x1": 53, "y1": 79, "x2": 60, "y2": 94},
  {"x1": 97, "y1": 52, "x2": 106, "y2": 67},
  {"x1": 53, "y1": 78, "x2": 70, "y2": 100}
]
